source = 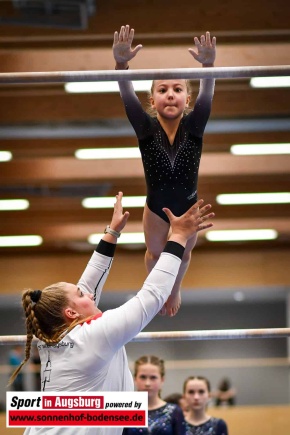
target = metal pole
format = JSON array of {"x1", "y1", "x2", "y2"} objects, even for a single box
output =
[
  {"x1": 1, "y1": 328, "x2": 290, "y2": 345},
  {"x1": 0, "y1": 66, "x2": 289, "y2": 84}
]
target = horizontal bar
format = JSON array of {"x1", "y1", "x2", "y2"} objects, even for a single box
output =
[
  {"x1": 131, "y1": 328, "x2": 290, "y2": 342},
  {"x1": 1, "y1": 328, "x2": 290, "y2": 345},
  {"x1": 0, "y1": 66, "x2": 290, "y2": 84}
]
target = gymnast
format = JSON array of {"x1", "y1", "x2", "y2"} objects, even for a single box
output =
[
  {"x1": 123, "y1": 355, "x2": 187, "y2": 434},
  {"x1": 9, "y1": 192, "x2": 214, "y2": 435},
  {"x1": 183, "y1": 376, "x2": 228, "y2": 435},
  {"x1": 113, "y1": 25, "x2": 216, "y2": 316}
]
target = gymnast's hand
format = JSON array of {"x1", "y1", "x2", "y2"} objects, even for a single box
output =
[
  {"x1": 163, "y1": 199, "x2": 215, "y2": 247},
  {"x1": 110, "y1": 192, "x2": 130, "y2": 233},
  {"x1": 188, "y1": 31, "x2": 216, "y2": 66},
  {"x1": 113, "y1": 25, "x2": 143, "y2": 67}
]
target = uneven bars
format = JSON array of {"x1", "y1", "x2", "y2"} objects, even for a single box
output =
[
  {"x1": 1, "y1": 328, "x2": 290, "y2": 345},
  {"x1": 0, "y1": 66, "x2": 289, "y2": 85}
]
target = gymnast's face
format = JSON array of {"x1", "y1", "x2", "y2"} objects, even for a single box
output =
[
  {"x1": 184, "y1": 379, "x2": 210, "y2": 412},
  {"x1": 134, "y1": 363, "x2": 164, "y2": 399},
  {"x1": 63, "y1": 283, "x2": 100, "y2": 322},
  {"x1": 150, "y1": 79, "x2": 190, "y2": 120}
]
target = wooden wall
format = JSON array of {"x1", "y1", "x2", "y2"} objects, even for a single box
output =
[{"x1": 1, "y1": 248, "x2": 290, "y2": 295}]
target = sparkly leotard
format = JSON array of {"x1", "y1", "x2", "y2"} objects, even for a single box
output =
[
  {"x1": 123, "y1": 403, "x2": 187, "y2": 435},
  {"x1": 186, "y1": 417, "x2": 228, "y2": 435},
  {"x1": 119, "y1": 81, "x2": 214, "y2": 222}
]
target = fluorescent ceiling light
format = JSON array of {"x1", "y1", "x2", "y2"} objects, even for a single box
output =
[
  {"x1": 83, "y1": 196, "x2": 146, "y2": 209},
  {"x1": 233, "y1": 291, "x2": 245, "y2": 302},
  {"x1": 216, "y1": 192, "x2": 290, "y2": 205},
  {"x1": 250, "y1": 76, "x2": 290, "y2": 88},
  {"x1": 0, "y1": 151, "x2": 12, "y2": 162},
  {"x1": 231, "y1": 143, "x2": 290, "y2": 155},
  {"x1": 75, "y1": 147, "x2": 141, "y2": 160},
  {"x1": 0, "y1": 235, "x2": 43, "y2": 247},
  {"x1": 88, "y1": 232, "x2": 145, "y2": 245},
  {"x1": 65, "y1": 80, "x2": 152, "y2": 93},
  {"x1": 0, "y1": 199, "x2": 30, "y2": 210},
  {"x1": 205, "y1": 229, "x2": 278, "y2": 242}
]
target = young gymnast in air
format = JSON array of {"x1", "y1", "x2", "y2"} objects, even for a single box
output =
[{"x1": 113, "y1": 25, "x2": 216, "y2": 316}]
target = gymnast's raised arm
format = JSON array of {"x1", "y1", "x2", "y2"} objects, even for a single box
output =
[
  {"x1": 187, "y1": 31, "x2": 216, "y2": 137},
  {"x1": 113, "y1": 24, "x2": 150, "y2": 138}
]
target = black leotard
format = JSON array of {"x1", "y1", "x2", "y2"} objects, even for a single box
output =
[{"x1": 119, "y1": 81, "x2": 214, "y2": 222}]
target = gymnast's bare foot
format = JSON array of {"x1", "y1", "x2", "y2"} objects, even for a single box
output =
[{"x1": 164, "y1": 291, "x2": 181, "y2": 317}]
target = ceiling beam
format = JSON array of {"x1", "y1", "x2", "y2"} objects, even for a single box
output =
[
  {"x1": 0, "y1": 203, "x2": 289, "y2": 227},
  {"x1": 0, "y1": 219, "x2": 289, "y2": 240},
  {"x1": 1, "y1": 154, "x2": 290, "y2": 183},
  {"x1": 0, "y1": 43, "x2": 290, "y2": 74},
  {"x1": 0, "y1": 0, "x2": 289, "y2": 48},
  {"x1": 2, "y1": 131, "x2": 290, "y2": 157},
  {"x1": 1, "y1": 88, "x2": 290, "y2": 123},
  {"x1": 1, "y1": 248, "x2": 290, "y2": 295}
]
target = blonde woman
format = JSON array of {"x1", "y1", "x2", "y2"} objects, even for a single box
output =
[{"x1": 10, "y1": 193, "x2": 214, "y2": 435}]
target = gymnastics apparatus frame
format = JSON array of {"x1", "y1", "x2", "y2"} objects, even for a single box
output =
[{"x1": 1, "y1": 64, "x2": 290, "y2": 345}]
